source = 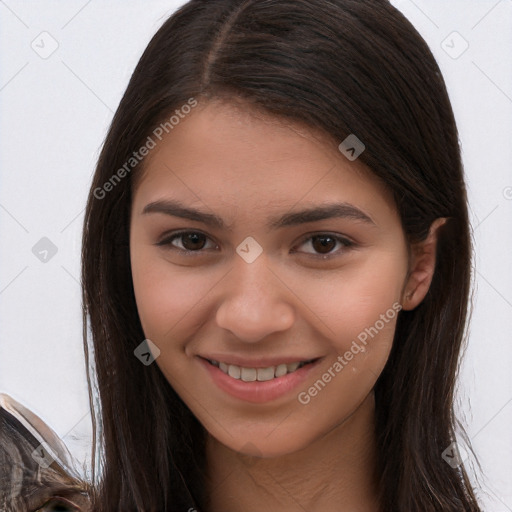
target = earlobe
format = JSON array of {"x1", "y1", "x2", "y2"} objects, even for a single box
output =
[{"x1": 401, "y1": 217, "x2": 447, "y2": 311}]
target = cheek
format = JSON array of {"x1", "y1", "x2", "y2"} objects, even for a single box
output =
[
  {"x1": 294, "y1": 258, "x2": 404, "y2": 420},
  {"x1": 130, "y1": 246, "x2": 215, "y2": 343},
  {"x1": 284, "y1": 249, "x2": 406, "y2": 353}
]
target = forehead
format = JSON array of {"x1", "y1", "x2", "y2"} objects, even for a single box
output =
[{"x1": 132, "y1": 100, "x2": 396, "y2": 222}]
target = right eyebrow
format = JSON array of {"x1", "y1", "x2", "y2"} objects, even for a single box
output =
[{"x1": 142, "y1": 200, "x2": 226, "y2": 229}]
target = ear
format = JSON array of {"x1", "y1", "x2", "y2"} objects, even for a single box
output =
[{"x1": 401, "y1": 218, "x2": 447, "y2": 311}]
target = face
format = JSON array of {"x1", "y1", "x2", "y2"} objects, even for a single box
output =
[{"x1": 129, "y1": 99, "x2": 412, "y2": 458}]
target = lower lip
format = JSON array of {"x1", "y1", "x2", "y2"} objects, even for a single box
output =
[{"x1": 197, "y1": 356, "x2": 323, "y2": 404}]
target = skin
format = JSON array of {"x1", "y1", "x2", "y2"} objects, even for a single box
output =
[{"x1": 129, "y1": 99, "x2": 445, "y2": 511}]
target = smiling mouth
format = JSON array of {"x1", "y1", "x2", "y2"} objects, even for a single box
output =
[{"x1": 204, "y1": 357, "x2": 320, "y2": 382}]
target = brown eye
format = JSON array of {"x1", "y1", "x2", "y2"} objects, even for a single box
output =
[
  {"x1": 177, "y1": 232, "x2": 207, "y2": 251},
  {"x1": 295, "y1": 233, "x2": 354, "y2": 258},
  {"x1": 156, "y1": 230, "x2": 216, "y2": 253},
  {"x1": 311, "y1": 235, "x2": 337, "y2": 254}
]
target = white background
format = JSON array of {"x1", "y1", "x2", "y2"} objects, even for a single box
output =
[{"x1": 0, "y1": 1, "x2": 511, "y2": 510}]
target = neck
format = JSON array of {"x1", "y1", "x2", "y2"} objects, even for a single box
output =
[{"x1": 204, "y1": 392, "x2": 381, "y2": 512}]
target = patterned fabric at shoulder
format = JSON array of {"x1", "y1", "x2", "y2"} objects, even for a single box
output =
[{"x1": 0, "y1": 393, "x2": 92, "y2": 512}]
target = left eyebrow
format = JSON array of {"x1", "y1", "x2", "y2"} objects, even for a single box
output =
[
  {"x1": 268, "y1": 202, "x2": 375, "y2": 229},
  {"x1": 141, "y1": 199, "x2": 375, "y2": 229}
]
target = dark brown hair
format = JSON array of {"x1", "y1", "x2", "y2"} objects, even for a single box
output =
[{"x1": 81, "y1": 0, "x2": 481, "y2": 510}]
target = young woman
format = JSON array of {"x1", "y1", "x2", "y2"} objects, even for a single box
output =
[{"x1": 81, "y1": 0, "x2": 482, "y2": 510}]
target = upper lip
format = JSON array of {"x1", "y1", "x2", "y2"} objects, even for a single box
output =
[{"x1": 198, "y1": 354, "x2": 323, "y2": 368}]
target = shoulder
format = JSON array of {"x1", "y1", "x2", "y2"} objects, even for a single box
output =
[{"x1": 0, "y1": 392, "x2": 92, "y2": 511}]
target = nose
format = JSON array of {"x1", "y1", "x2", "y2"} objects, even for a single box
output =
[{"x1": 215, "y1": 251, "x2": 295, "y2": 343}]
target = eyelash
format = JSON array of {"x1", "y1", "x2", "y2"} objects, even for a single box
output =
[{"x1": 155, "y1": 230, "x2": 355, "y2": 259}]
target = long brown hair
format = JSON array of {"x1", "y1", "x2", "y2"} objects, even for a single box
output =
[{"x1": 81, "y1": 0, "x2": 481, "y2": 510}]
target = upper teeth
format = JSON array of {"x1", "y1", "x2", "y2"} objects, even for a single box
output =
[{"x1": 209, "y1": 359, "x2": 313, "y2": 382}]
